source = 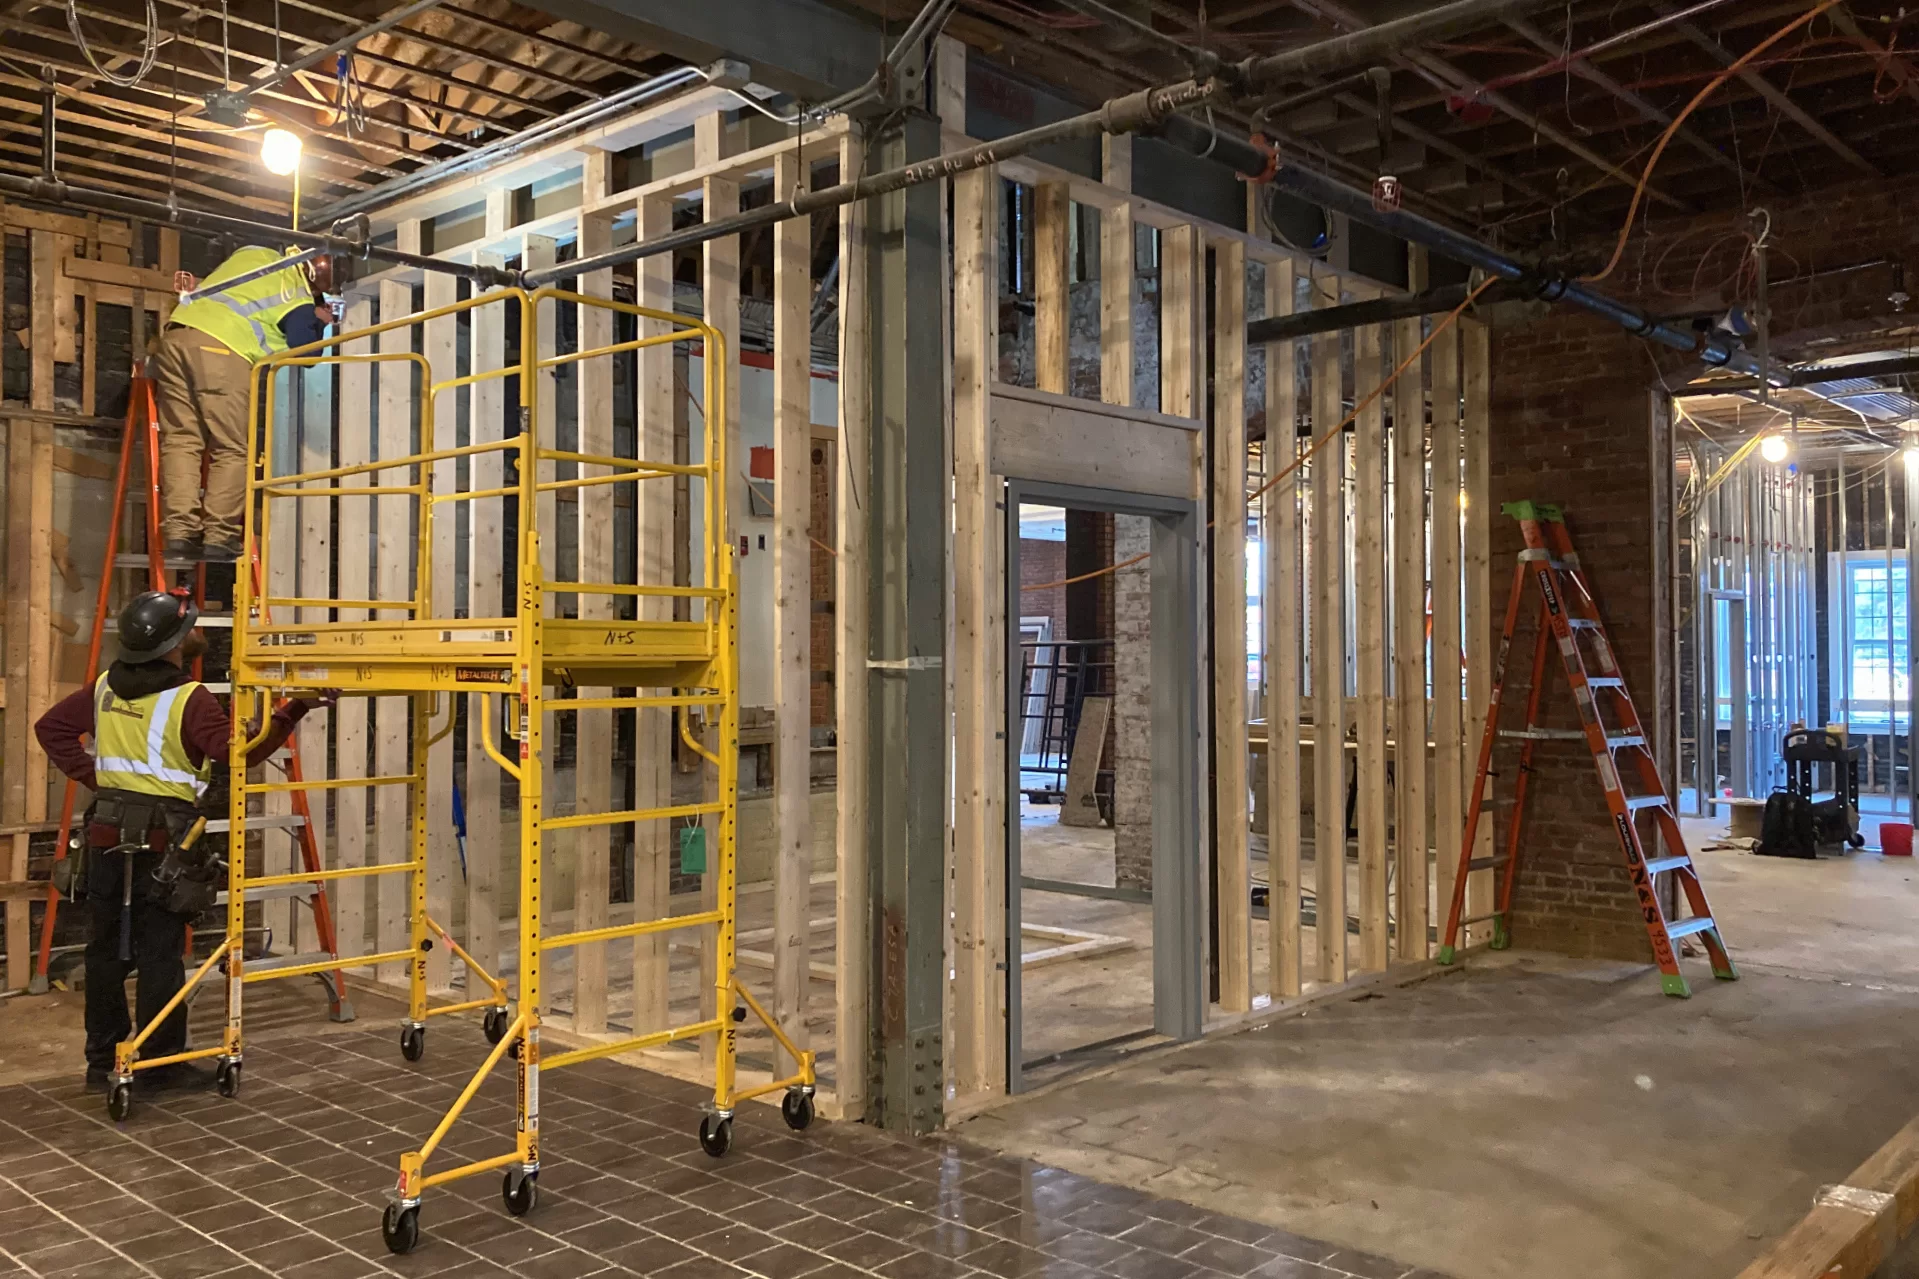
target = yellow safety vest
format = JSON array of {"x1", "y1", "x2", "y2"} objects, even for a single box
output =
[
  {"x1": 92, "y1": 672, "x2": 210, "y2": 801},
  {"x1": 168, "y1": 247, "x2": 312, "y2": 363}
]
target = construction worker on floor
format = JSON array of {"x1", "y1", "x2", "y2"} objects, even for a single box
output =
[
  {"x1": 33, "y1": 590, "x2": 332, "y2": 1092},
  {"x1": 158, "y1": 248, "x2": 334, "y2": 563}
]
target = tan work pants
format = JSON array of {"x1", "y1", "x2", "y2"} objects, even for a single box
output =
[{"x1": 151, "y1": 326, "x2": 252, "y2": 548}]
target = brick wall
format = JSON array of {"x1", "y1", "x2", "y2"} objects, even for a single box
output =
[
  {"x1": 1491, "y1": 177, "x2": 1919, "y2": 958},
  {"x1": 1113, "y1": 516, "x2": 1154, "y2": 888},
  {"x1": 1018, "y1": 538, "x2": 1068, "y2": 639},
  {"x1": 1490, "y1": 316, "x2": 1674, "y2": 959}
]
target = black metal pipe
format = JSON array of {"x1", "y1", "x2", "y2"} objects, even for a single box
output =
[
  {"x1": 39, "y1": 76, "x2": 54, "y2": 179},
  {"x1": 1259, "y1": 153, "x2": 1767, "y2": 377},
  {"x1": 1163, "y1": 107, "x2": 1766, "y2": 376},
  {"x1": 526, "y1": 0, "x2": 1557, "y2": 287},
  {"x1": 0, "y1": 172, "x2": 512, "y2": 288},
  {"x1": 1245, "y1": 280, "x2": 1529, "y2": 343}
]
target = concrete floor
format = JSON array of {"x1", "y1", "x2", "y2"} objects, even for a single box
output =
[{"x1": 955, "y1": 811, "x2": 1919, "y2": 1279}]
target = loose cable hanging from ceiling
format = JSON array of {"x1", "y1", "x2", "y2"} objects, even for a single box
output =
[{"x1": 67, "y1": 0, "x2": 161, "y2": 88}]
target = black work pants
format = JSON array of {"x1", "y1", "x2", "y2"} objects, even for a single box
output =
[{"x1": 84, "y1": 890, "x2": 189, "y2": 1072}]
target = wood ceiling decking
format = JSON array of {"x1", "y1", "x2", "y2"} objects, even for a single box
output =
[
  {"x1": 928, "y1": 0, "x2": 1919, "y2": 247},
  {"x1": 9, "y1": 0, "x2": 1917, "y2": 252},
  {"x1": 0, "y1": 0, "x2": 680, "y2": 217}
]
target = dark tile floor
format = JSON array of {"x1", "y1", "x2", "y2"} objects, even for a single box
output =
[{"x1": 0, "y1": 1021, "x2": 1438, "y2": 1279}]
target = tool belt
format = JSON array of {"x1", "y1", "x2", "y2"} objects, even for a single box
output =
[{"x1": 62, "y1": 788, "x2": 221, "y2": 916}]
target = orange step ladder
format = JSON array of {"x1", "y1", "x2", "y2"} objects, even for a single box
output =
[
  {"x1": 1437, "y1": 501, "x2": 1737, "y2": 998},
  {"x1": 30, "y1": 379, "x2": 352, "y2": 1021}
]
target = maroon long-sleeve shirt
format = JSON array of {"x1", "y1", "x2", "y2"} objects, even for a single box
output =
[{"x1": 36, "y1": 665, "x2": 309, "y2": 793}]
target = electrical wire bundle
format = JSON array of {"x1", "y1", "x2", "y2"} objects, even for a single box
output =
[{"x1": 67, "y1": 0, "x2": 161, "y2": 88}]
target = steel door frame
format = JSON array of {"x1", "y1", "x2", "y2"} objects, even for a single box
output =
[{"x1": 1003, "y1": 479, "x2": 1203, "y2": 1094}]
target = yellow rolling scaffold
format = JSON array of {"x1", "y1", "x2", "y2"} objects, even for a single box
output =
[
  {"x1": 226, "y1": 287, "x2": 814, "y2": 1256},
  {"x1": 101, "y1": 404, "x2": 512, "y2": 1129}
]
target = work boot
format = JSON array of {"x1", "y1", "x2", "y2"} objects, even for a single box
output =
[
  {"x1": 164, "y1": 536, "x2": 201, "y2": 561},
  {"x1": 84, "y1": 1066, "x2": 109, "y2": 1093},
  {"x1": 201, "y1": 541, "x2": 241, "y2": 565}
]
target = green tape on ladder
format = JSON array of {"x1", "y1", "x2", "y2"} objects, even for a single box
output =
[{"x1": 1500, "y1": 500, "x2": 1564, "y2": 523}]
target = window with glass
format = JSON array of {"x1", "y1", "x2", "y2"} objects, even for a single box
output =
[{"x1": 1829, "y1": 554, "x2": 1909, "y2": 728}]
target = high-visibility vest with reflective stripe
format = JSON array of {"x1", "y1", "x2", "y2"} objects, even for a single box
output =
[
  {"x1": 168, "y1": 247, "x2": 312, "y2": 364},
  {"x1": 92, "y1": 672, "x2": 210, "y2": 801}
]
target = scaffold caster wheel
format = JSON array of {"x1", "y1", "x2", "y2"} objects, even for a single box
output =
[
  {"x1": 400, "y1": 1025, "x2": 425, "y2": 1062},
  {"x1": 781, "y1": 1090, "x2": 815, "y2": 1131},
  {"x1": 382, "y1": 1203, "x2": 420, "y2": 1255},
  {"x1": 502, "y1": 1169, "x2": 538, "y2": 1217},
  {"x1": 483, "y1": 1008, "x2": 509, "y2": 1044},
  {"x1": 107, "y1": 1082, "x2": 132, "y2": 1122},
  {"x1": 215, "y1": 1061, "x2": 241, "y2": 1099},
  {"x1": 698, "y1": 1113, "x2": 732, "y2": 1158}
]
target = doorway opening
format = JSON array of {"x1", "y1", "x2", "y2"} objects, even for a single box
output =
[{"x1": 1005, "y1": 481, "x2": 1201, "y2": 1092}]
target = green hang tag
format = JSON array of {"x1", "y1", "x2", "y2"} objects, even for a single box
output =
[{"x1": 678, "y1": 825, "x2": 707, "y2": 875}]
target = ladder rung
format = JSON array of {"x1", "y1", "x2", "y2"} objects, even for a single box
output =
[
  {"x1": 205, "y1": 814, "x2": 308, "y2": 833},
  {"x1": 1624, "y1": 795, "x2": 1668, "y2": 812},
  {"x1": 234, "y1": 949, "x2": 340, "y2": 973},
  {"x1": 1643, "y1": 854, "x2": 1691, "y2": 876},
  {"x1": 113, "y1": 553, "x2": 197, "y2": 571},
  {"x1": 1466, "y1": 855, "x2": 1509, "y2": 872},
  {"x1": 1568, "y1": 618, "x2": 1601, "y2": 630},
  {"x1": 1605, "y1": 733, "x2": 1646, "y2": 751},
  {"x1": 1501, "y1": 728, "x2": 1587, "y2": 741},
  {"x1": 1586, "y1": 676, "x2": 1624, "y2": 688},
  {"x1": 1665, "y1": 916, "x2": 1716, "y2": 941},
  {"x1": 1460, "y1": 912, "x2": 1502, "y2": 926},
  {"x1": 215, "y1": 883, "x2": 317, "y2": 905}
]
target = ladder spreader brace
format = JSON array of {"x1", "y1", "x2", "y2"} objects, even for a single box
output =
[{"x1": 1437, "y1": 500, "x2": 1737, "y2": 998}]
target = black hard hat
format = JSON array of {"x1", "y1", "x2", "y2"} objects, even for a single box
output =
[{"x1": 118, "y1": 590, "x2": 198, "y2": 662}]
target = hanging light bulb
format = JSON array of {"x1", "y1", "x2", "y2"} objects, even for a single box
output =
[
  {"x1": 260, "y1": 128, "x2": 303, "y2": 177},
  {"x1": 1760, "y1": 433, "x2": 1790, "y2": 463}
]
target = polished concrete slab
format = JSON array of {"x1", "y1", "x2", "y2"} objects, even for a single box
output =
[
  {"x1": 956, "y1": 952, "x2": 1919, "y2": 1279},
  {"x1": 0, "y1": 1014, "x2": 1426, "y2": 1279}
]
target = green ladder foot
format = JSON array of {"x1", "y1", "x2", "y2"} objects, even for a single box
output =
[
  {"x1": 1436, "y1": 945, "x2": 1457, "y2": 965},
  {"x1": 1489, "y1": 918, "x2": 1511, "y2": 950},
  {"x1": 1659, "y1": 971, "x2": 1692, "y2": 998}
]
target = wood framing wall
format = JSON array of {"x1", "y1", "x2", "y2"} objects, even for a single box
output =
[
  {"x1": 0, "y1": 88, "x2": 1494, "y2": 1134},
  {"x1": 0, "y1": 202, "x2": 177, "y2": 991},
  {"x1": 939, "y1": 74, "x2": 1492, "y2": 1106},
  {"x1": 259, "y1": 107, "x2": 859, "y2": 1111}
]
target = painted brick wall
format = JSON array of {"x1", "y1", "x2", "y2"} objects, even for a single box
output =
[{"x1": 1491, "y1": 177, "x2": 1919, "y2": 958}]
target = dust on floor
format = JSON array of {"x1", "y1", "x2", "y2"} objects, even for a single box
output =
[{"x1": 955, "y1": 951, "x2": 1919, "y2": 1279}]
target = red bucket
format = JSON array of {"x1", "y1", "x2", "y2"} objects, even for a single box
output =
[{"x1": 1883, "y1": 822, "x2": 1913, "y2": 857}]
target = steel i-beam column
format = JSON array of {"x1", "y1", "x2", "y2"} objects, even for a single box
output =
[{"x1": 863, "y1": 109, "x2": 949, "y2": 1134}]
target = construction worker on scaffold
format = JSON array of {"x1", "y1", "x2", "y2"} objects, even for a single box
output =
[
  {"x1": 158, "y1": 248, "x2": 334, "y2": 562},
  {"x1": 33, "y1": 590, "x2": 329, "y2": 1093}
]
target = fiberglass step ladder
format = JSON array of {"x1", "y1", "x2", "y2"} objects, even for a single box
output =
[
  {"x1": 1437, "y1": 500, "x2": 1737, "y2": 998},
  {"x1": 30, "y1": 378, "x2": 351, "y2": 1020}
]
